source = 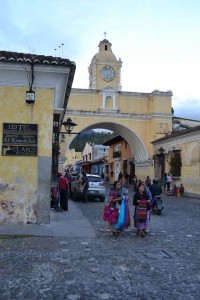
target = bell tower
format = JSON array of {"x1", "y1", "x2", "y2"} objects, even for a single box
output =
[{"x1": 88, "y1": 35, "x2": 122, "y2": 91}]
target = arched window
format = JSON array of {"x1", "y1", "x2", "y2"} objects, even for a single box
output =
[{"x1": 105, "y1": 45, "x2": 107, "y2": 51}]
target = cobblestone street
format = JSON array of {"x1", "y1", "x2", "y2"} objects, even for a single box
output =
[{"x1": 1, "y1": 187, "x2": 200, "y2": 300}]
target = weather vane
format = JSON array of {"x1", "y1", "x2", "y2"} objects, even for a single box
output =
[{"x1": 104, "y1": 32, "x2": 107, "y2": 39}]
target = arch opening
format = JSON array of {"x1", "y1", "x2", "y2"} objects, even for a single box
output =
[{"x1": 67, "y1": 121, "x2": 149, "y2": 163}]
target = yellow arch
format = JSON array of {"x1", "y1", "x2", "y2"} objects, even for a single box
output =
[{"x1": 65, "y1": 121, "x2": 149, "y2": 163}]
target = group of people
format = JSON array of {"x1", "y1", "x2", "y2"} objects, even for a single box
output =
[
  {"x1": 53, "y1": 170, "x2": 89, "y2": 211},
  {"x1": 104, "y1": 176, "x2": 164, "y2": 238},
  {"x1": 104, "y1": 172, "x2": 186, "y2": 238},
  {"x1": 118, "y1": 171, "x2": 130, "y2": 186}
]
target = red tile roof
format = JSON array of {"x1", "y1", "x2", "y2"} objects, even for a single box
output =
[
  {"x1": 0, "y1": 50, "x2": 76, "y2": 110},
  {"x1": 0, "y1": 50, "x2": 75, "y2": 68}
]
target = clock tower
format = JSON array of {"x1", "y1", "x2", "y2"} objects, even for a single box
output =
[{"x1": 88, "y1": 38, "x2": 122, "y2": 91}]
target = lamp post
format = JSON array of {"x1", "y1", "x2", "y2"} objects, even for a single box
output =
[
  {"x1": 158, "y1": 147, "x2": 165, "y2": 182},
  {"x1": 158, "y1": 147, "x2": 165, "y2": 156},
  {"x1": 52, "y1": 117, "x2": 80, "y2": 182},
  {"x1": 60, "y1": 118, "x2": 80, "y2": 135}
]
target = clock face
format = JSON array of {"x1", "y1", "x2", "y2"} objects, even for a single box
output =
[{"x1": 101, "y1": 66, "x2": 115, "y2": 81}]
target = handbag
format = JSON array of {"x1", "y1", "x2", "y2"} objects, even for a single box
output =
[
  {"x1": 103, "y1": 204, "x2": 118, "y2": 222},
  {"x1": 137, "y1": 199, "x2": 148, "y2": 222},
  {"x1": 103, "y1": 205, "x2": 111, "y2": 221},
  {"x1": 110, "y1": 207, "x2": 119, "y2": 223}
]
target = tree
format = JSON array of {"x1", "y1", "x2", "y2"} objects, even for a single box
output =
[
  {"x1": 70, "y1": 130, "x2": 117, "y2": 152},
  {"x1": 170, "y1": 152, "x2": 182, "y2": 177}
]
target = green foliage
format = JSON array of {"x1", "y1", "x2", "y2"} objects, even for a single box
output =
[
  {"x1": 70, "y1": 130, "x2": 117, "y2": 152},
  {"x1": 170, "y1": 152, "x2": 182, "y2": 177}
]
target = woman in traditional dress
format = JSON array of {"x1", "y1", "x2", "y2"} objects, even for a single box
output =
[
  {"x1": 107, "y1": 181, "x2": 123, "y2": 236},
  {"x1": 106, "y1": 180, "x2": 130, "y2": 236},
  {"x1": 133, "y1": 182, "x2": 151, "y2": 237}
]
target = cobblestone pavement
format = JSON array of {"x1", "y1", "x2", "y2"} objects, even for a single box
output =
[{"x1": 1, "y1": 186, "x2": 200, "y2": 300}]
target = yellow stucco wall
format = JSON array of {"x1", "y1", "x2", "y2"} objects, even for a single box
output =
[
  {"x1": 155, "y1": 136, "x2": 200, "y2": 197},
  {"x1": 181, "y1": 140, "x2": 200, "y2": 195},
  {"x1": 62, "y1": 88, "x2": 172, "y2": 184},
  {"x1": 0, "y1": 86, "x2": 54, "y2": 223}
]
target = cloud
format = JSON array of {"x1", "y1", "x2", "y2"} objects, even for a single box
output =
[{"x1": 172, "y1": 98, "x2": 200, "y2": 120}]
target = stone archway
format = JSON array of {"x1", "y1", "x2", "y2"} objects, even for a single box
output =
[
  {"x1": 61, "y1": 120, "x2": 153, "y2": 180},
  {"x1": 61, "y1": 37, "x2": 173, "y2": 181},
  {"x1": 84, "y1": 122, "x2": 148, "y2": 162}
]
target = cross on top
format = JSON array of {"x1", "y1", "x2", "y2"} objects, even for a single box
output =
[{"x1": 104, "y1": 32, "x2": 107, "y2": 39}]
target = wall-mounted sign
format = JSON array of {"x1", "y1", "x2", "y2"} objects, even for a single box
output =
[
  {"x1": 2, "y1": 145, "x2": 37, "y2": 156},
  {"x1": 2, "y1": 123, "x2": 38, "y2": 156}
]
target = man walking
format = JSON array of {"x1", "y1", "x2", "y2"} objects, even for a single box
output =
[
  {"x1": 65, "y1": 169, "x2": 72, "y2": 198},
  {"x1": 58, "y1": 173, "x2": 69, "y2": 211}
]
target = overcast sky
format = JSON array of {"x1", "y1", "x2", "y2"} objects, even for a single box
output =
[{"x1": 1, "y1": 0, "x2": 200, "y2": 120}]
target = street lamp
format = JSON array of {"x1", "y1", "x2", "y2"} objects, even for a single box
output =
[
  {"x1": 158, "y1": 147, "x2": 165, "y2": 182},
  {"x1": 60, "y1": 118, "x2": 80, "y2": 135},
  {"x1": 158, "y1": 147, "x2": 165, "y2": 155}
]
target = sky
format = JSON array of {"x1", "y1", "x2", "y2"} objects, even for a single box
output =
[{"x1": 1, "y1": 0, "x2": 200, "y2": 120}]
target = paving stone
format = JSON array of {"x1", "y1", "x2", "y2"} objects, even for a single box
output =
[{"x1": 1, "y1": 189, "x2": 200, "y2": 299}]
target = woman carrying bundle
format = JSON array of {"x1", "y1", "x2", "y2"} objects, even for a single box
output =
[{"x1": 103, "y1": 180, "x2": 130, "y2": 237}]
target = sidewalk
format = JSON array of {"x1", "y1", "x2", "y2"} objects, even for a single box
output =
[{"x1": 0, "y1": 199, "x2": 96, "y2": 238}]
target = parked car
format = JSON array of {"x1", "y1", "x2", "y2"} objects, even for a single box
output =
[{"x1": 71, "y1": 173, "x2": 106, "y2": 202}]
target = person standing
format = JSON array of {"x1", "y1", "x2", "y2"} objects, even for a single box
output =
[
  {"x1": 125, "y1": 173, "x2": 129, "y2": 186},
  {"x1": 133, "y1": 183, "x2": 151, "y2": 237},
  {"x1": 106, "y1": 181, "x2": 130, "y2": 236},
  {"x1": 163, "y1": 173, "x2": 167, "y2": 191},
  {"x1": 81, "y1": 171, "x2": 89, "y2": 203},
  {"x1": 166, "y1": 172, "x2": 172, "y2": 191},
  {"x1": 118, "y1": 171, "x2": 123, "y2": 184},
  {"x1": 65, "y1": 169, "x2": 72, "y2": 198},
  {"x1": 179, "y1": 183, "x2": 185, "y2": 196},
  {"x1": 107, "y1": 181, "x2": 122, "y2": 236},
  {"x1": 58, "y1": 173, "x2": 69, "y2": 211},
  {"x1": 145, "y1": 176, "x2": 151, "y2": 188},
  {"x1": 132, "y1": 175, "x2": 138, "y2": 192}
]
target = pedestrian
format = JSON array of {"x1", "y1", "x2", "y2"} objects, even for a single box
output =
[
  {"x1": 132, "y1": 175, "x2": 138, "y2": 192},
  {"x1": 150, "y1": 178, "x2": 162, "y2": 209},
  {"x1": 179, "y1": 183, "x2": 185, "y2": 196},
  {"x1": 163, "y1": 173, "x2": 167, "y2": 190},
  {"x1": 145, "y1": 176, "x2": 151, "y2": 188},
  {"x1": 65, "y1": 169, "x2": 72, "y2": 198},
  {"x1": 58, "y1": 173, "x2": 69, "y2": 211},
  {"x1": 106, "y1": 180, "x2": 130, "y2": 237},
  {"x1": 124, "y1": 173, "x2": 129, "y2": 186},
  {"x1": 146, "y1": 187, "x2": 152, "y2": 203},
  {"x1": 166, "y1": 172, "x2": 172, "y2": 191},
  {"x1": 133, "y1": 182, "x2": 151, "y2": 237},
  {"x1": 81, "y1": 171, "x2": 89, "y2": 203},
  {"x1": 118, "y1": 171, "x2": 123, "y2": 184}
]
